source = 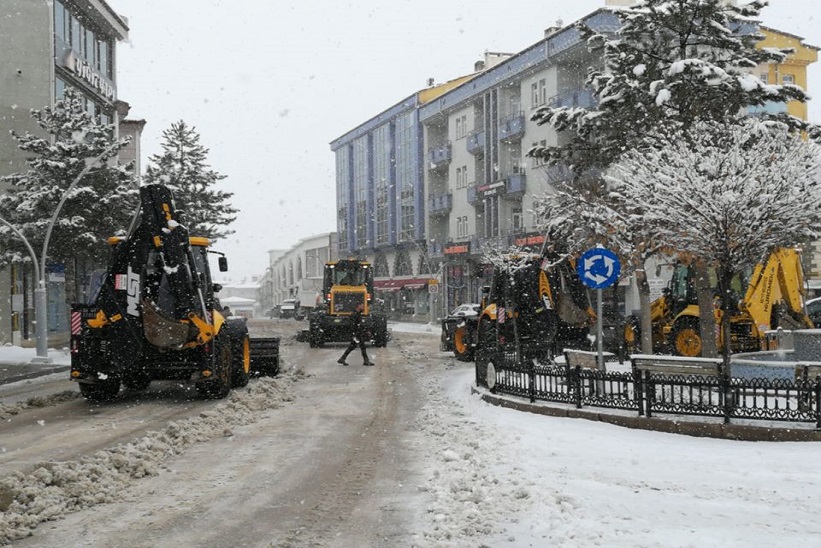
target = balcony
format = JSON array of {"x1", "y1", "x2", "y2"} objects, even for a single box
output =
[
  {"x1": 467, "y1": 183, "x2": 479, "y2": 205},
  {"x1": 466, "y1": 130, "x2": 485, "y2": 155},
  {"x1": 428, "y1": 142, "x2": 452, "y2": 170},
  {"x1": 499, "y1": 110, "x2": 525, "y2": 142},
  {"x1": 545, "y1": 163, "x2": 572, "y2": 184},
  {"x1": 550, "y1": 88, "x2": 596, "y2": 109},
  {"x1": 428, "y1": 192, "x2": 453, "y2": 215},
  {"x1": 748, "y1": 101, "x2": 788, "y2": 116},
  {"x1": 503, "y1": 171, "x2": 526, "y2": 197}
]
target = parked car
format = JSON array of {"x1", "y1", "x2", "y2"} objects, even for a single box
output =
[
  {"x1": 807, "y1": 297, "x2": 821, "y2": 327},
  {"x1": 279, "y1": 299, "x2": 304, "y2": 320},
  {"x1": 440, "y1": 304, "x2": 481, "y2": 354},
  {"x1": 448, "y1": 303, "x2": 481, "y2": 317}
]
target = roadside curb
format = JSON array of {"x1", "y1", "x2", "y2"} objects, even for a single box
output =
[
  {"x1": 473, "y1": 387, "x2": 821, "y2": 442},
  {"x1": 0, "y1": 364, "x2": 71, "y2": 386}
]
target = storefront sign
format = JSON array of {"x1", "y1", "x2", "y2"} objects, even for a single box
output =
[
  {"x1": 65, "y1": 52, "x2": 116, "y2": 100},
  {"x1": 444, "y1": 242, "x2": 470, "y2": 255},
  {"x1": 514, "y1": 233, "x2": 545, "y2": 247},
  {"x1": 477, "y1": 181, "x2": 505, "y2": 197}
]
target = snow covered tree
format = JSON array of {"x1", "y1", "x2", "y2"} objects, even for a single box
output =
[
  {"x1": 0, "y1": 87, "x2": 137, "y2": 270},
  {"x1": 528, "y1": 0, "x2": 809, "y2": 176},
  {"x1": 529, "y1": 0, "x2": 813, "y2": 353},
  {"x1": 533, "y1": 177, "x2": 669, "y2": 353},
  {"x1": 143, "y1": 121, "x2": 237, "y2": 241},
  {"x1": 605, "y1": 118, "x2": 821, "y2": 360}
]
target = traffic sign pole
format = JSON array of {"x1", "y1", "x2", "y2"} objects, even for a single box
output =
[
  {"x1": 577, "y1": 247, "x2": 622, "y2": 370},
  {"x1": 597, "y1": 288, "x2": 603, "y2": 368}
]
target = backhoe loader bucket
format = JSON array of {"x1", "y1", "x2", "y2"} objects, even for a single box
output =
[{"x1": 142, "y1": 298, "x2": 193, "y2": 349}]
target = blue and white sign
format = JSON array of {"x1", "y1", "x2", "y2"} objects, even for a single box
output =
[{"x1": 577, "y1": 247, "x2": 621, "y2": 289}]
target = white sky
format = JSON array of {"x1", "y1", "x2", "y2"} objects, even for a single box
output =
[{"x1": 105, "y1": 0, "x2": 820, "y2": 281}]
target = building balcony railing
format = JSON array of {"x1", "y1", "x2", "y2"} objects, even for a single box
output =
[
  {"x1": 549, "y1": 88, "x2": 596, "y2": 109},
  {"x1": 502, "y1": 170, "x2": 526, "y2": 197},
  {"x1": 428, "y1": 192, "x2": 453, "y2": 215},
  {"x1": 467, "y1": 182, "x2": 479, "y2": 205},
  {"x1": 545, "y1": 163, "x2": 573, "y2": 184},
  {"x1": 748, "y1": 101, "x2": 788, "y2": 116},
  {"x1": 499, "y1": 110, "x2": 525, "y2": 142},
  {"x1": 428, "y1": 141, "x2": 452, "y2": 169},
  {"x1": 466, "y1": 130, "x2": 485, "y2": 155}
]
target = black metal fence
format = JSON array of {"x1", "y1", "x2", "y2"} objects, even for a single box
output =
[{"x1": 476, "y1": 355, "x2": 821, "y2": 428}]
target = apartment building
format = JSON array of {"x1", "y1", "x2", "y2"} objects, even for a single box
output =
[
  {"x1": 0, "y1": 0, "x2": 129, "y2": 343},
  {"x1": 265, "y1": 233, "x2": 338, "y2": 317},
  {"x1": 333, "y1": 4, "x2": 818, "y2": 318}
]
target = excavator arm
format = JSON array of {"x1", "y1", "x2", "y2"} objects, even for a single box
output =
[
  {"x1": 87, "y1": 184, "x2": 217, "y2": 354},
  {"x1": 741, "y1": 248, "x2": 813, "y2": 331}
]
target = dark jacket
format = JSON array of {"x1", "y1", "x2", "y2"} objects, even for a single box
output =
[{"x1": 351, "y1": 308, "x2": 368, "y2": 340}]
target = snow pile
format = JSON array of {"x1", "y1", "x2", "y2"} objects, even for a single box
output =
[
  {"x1": 412, "y1": 369, "x2": 531, "y2": 547},
  {"x1": 0, "y1": 373, "x2": 298, "y2": 545},
  {"x1": 0, "y1": 391, "x2": 79, "y2": 421}
]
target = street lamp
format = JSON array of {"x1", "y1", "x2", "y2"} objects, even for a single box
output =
[
  {"x1": 0, "y1": 218, "x2": 47, "y2": 362},
  {"x1": 35, "y1": 140, "x2": 122, "y2": 363}
]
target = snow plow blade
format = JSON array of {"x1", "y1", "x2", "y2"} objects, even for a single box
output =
[{"x1": 249, "y1": 337, "x2": 280, "y2": 376}]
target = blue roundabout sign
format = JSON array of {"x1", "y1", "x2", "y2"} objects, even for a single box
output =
[{"x1": 577, "y1": 247, "x2": 621, "y2": 289}]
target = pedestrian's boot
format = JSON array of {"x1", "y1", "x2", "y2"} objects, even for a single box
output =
[
  {"x1": 337, "y1": 354, "x2": 349, "y2": 366},
  {"x1": 363, "y1": 357, "x2": 375, "y2": 366}
]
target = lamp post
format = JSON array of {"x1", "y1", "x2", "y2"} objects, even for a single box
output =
[
  {"x1": 35, "y1": 141, "x2": 121, "y2": 363},
  {"x1": 0, "y1": 218, "x2": 47, "y2": 362}
]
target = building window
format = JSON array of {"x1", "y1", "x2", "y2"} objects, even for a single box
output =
[
  {"x1": 54, "y1": 1, "x2": 68, "y2": 42},
  {"x1": 457, "y1": 216, "x2": 469, "y2": 239},
  {"x1": 531, "y1": 140, "x2": 547, "y2": 167},
  {"x1": 394, "y1": 251, "x2": 412, "y2": 276},
  {"x1": 455, "y1": 114, "x2": 468, "y2": 139},
  {"x1": 783, "y1": 74, "x2": 795, "y2": 85},
  {"x1": 55, "y1": 77, "x2": 66, "y2": 100},
  {"x1": 512, "y1": 208, "x2": 523, "y2": 232},
  {"x1": 98, "y1": 40, "x2": 110, "y2": 78},
  {"x1": 374, "y1": 254, "x2": 390, "y2": 277},
  {"x1": 456, "y1": 166, "x2": 469, "y2": 190},
  {"x1": 531, "y1": 79, "x2": 547, "y2": 108}
]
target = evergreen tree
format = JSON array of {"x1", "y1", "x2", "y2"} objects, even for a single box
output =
[
  {"x1": 0, "y1": 87, "x2": 137, "y2": 268},
  {"x1": 528, "y1": 0, "x2": 809, "y2": 176},
  {"x1": 143, "y1": 121, "x2": 237, "y2": 241}
]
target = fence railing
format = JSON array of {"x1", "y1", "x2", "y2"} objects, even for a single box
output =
[{"x1": 476, "y1": 352, "x2": 821, "y2": 428}]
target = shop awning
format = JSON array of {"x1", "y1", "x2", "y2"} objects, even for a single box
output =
[
  {"x1": 402, "y1": 281, "x2": 429, "y2": 290},
  {"x1": 374, "y1": 279, "x2": 403, "y2": 292},
  {"x1": 374, "y1": 278, "x2": 431, "y2": 291}
]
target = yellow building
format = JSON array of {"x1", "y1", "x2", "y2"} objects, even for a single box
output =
[{"x1": 756, "y1": 27, "x2": 819, "y2": 121}]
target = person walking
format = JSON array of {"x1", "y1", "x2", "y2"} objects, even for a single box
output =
[{"x1": 337, "y1": 303, "x2": 374, "y2": 366}]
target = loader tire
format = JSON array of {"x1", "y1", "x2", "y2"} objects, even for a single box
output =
[
  {"x1": 231, "y1": 334, "x2": 251, "y2": 388},
  {"x1": 79, "y1": 377, "x2": 121, "y2": 402},
  {"x1": 672, "y1": 317, "x2": 702, "y2": 357},
  {"x1": 122, "y1": 373, "x2": 152, "y2": 391},
  {"x1": 474, "y1": 320, "x2": 497, "y2": 387},
  {"x1": 453, "y1": 324, "x2": 475, "y2": 362},
  {"x1": 197, "y1": 335, "x2": 232, "y2": 399}
]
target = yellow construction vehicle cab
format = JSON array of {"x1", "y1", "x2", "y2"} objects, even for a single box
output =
[{"x1": 625, "y1": 248, "x2": 813, "y2": 357}]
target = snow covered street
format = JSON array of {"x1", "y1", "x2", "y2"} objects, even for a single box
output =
[{"x1": 2, "y1": 321, "x2": 821, "y2": 546}]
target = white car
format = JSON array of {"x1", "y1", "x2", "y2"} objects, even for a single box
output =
[
  {"x1": 806, "y1": 296, "x2": 821, "y2": 327},
  {"x1": 448, "y1": 303, "x2": 481, "y2": 318}
]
